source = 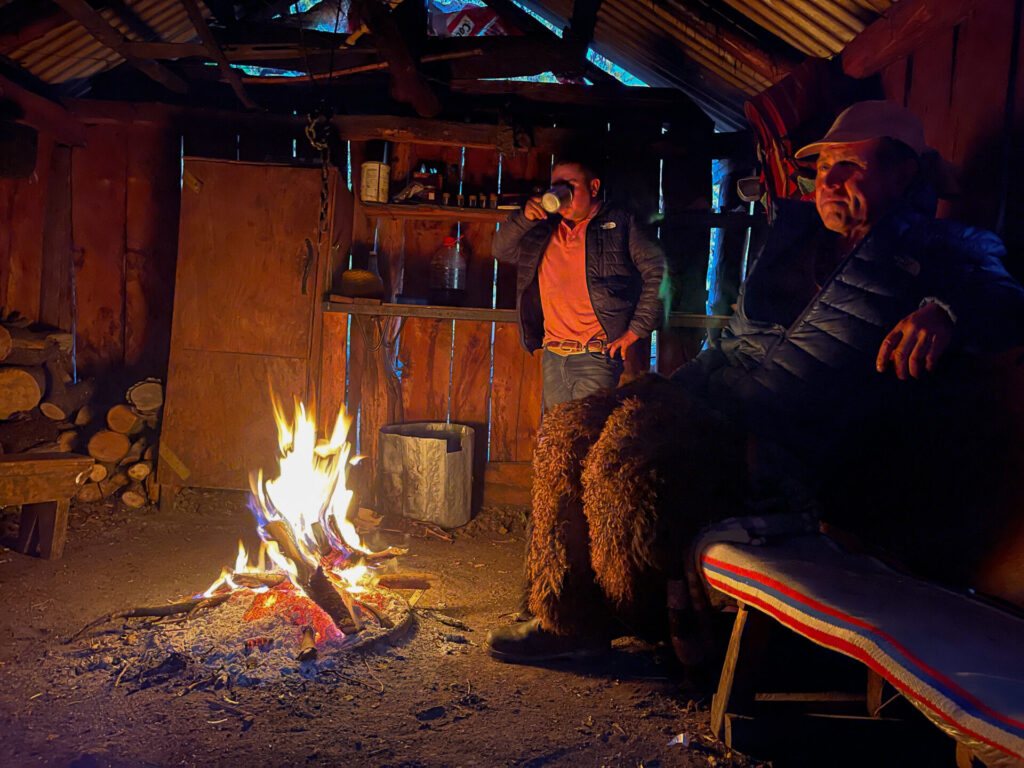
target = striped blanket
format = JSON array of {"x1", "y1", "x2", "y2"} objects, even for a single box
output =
[{"x1": 700, "y1": 534, "x2": 1024, "y2": 766}]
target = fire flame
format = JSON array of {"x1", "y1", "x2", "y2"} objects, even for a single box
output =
[{"x1": 203, "y1": 396, "x2": 372, "y2": 603}]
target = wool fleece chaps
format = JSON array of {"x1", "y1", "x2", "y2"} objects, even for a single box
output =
[{"x1": 526, "y1": 374, "x2": 747, "y2": 641}]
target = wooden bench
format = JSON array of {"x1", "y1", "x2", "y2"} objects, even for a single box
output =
[
  {"x1": 5, "y1": 453, "x2": 94, "y2": 559},
  {"x1": 700, "y1": 534, "x2": 1024, "y2": 767}
]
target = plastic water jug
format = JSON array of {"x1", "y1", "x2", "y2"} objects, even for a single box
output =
[{"x1": 429, "y1": 236, "x2": 466, "y2": 306}]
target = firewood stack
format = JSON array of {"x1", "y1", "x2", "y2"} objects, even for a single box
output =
[
  {"x1": 0, "y1": 321, "x2": 94, "y2": 456},
  {"x1": 77, "y1": 379, "x2": 164, "y2": 508}
]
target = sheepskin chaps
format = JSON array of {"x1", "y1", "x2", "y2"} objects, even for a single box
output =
[
  {"x1": 528, "y1": 374, "x2": 747, "y2": 636},
  {"x1": 527, "y1": 390, "x2": 621, "y2": 635},
  {"x1": 582, "y1": 375, "x2": 747, "y2": 610}
]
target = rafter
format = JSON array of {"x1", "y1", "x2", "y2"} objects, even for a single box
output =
[
  {"x1": 479, "y1": 0, "x2": 617, "y2": 84},
  {"x1": 179, "y1": 0, "x2": 258, "y2": 110},
  {"x1": 0, "y1": 73, "x2": 86, "y2": 146},
  {"x1": 349, "y1": 0, "x2": 440, "y2": 118},
  {"x1": 50, "y1": 0, "x2": 188, "y2": 93}
]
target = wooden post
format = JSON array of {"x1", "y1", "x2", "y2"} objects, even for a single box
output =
[{"x1": 711, "y1": 602, "x2": 774, "y2": 741}]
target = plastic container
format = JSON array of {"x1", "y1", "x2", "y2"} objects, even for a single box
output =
[
  {"x1": 377, "y1": 422, "x2": 474, "y2": 530},
  {"x1": 360, "y1": 161, "x2": 389, "y2": 202},
  {"x1": 429, "y1": 236, "x2": 466, "y2": 306}
]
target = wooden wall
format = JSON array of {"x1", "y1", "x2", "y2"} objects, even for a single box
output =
[
  {"x1": 858, "y1": 0, "x2": 1024, "y2": 603},
  {"x1": 0, "y1": 115, "x2": 181, "y2": 387},
  {"x1": 0, "y1": 132, "x2": 52, "y2": 324},
  {"x1": 875, "y1": 0, "x2": 1024, "y2": 277},
  {"x1": 326, "y1": 122, "x2": 710, "y2": 488}
]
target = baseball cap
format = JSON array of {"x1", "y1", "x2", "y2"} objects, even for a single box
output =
[{"x1": 794, "y1": 100, "x2": 929, "y2": 159}]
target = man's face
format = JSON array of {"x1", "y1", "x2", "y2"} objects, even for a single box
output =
[
  {"x1": 551, "y1": 163, "x2": 601, "y2": 222},
  {"x1": 814, "y1": 138, "x2": 907, "y2": 238}
]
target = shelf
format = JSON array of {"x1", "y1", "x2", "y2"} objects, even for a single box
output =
[
  {"x1": 360, "y1": 202, "x2": 512, "y2": 223},
  {"x1": 323, "y1": 299, "x2": 730, "y2": 328}
]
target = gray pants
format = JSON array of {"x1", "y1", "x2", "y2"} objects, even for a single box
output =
[{"x1": 541, "y1": 349, "x2": 624, "y2": 410}]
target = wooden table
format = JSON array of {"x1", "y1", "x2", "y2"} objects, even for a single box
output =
[{"x1": 5, "y1": 453, "x2": 94, "y2": 559}]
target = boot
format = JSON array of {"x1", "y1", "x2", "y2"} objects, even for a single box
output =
[{"x1": 485, "y1": 618, "x2": 609, "y2": 664}]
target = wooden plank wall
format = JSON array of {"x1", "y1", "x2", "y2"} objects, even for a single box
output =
[
  {"x1": 331, "y1": 123, "x2": 710, "y2": 499},
  {"x1": 0, "y1": 132, "x2": 52, "y2": 323},
  {"x1": 878, "y1": 0, "x2": 1024, "y2": 270},
  {"x1": 870, "y1": 0, "x2": 1024, "y2": 605},
  {"x1": 0, "y1": 116, "x2": 184, "y2": 385}
]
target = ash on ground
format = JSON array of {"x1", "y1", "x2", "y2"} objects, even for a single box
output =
[{"x1": 65, "y1": 589, "x2": 406, "y2": 690}]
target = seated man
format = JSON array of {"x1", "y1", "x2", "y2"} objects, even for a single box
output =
[{"x1": 485, "y1": 100, "x2": 1024, "y2": 664}]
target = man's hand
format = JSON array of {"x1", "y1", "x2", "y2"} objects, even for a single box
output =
[
  {"x1": 523, "y1": 196, "x2": 547, "y2": 221},
  {"x1": 605, "y1": 330, "x2": 641, "y2": 360},
  {"x1": 875, "y1": 302, "x2": 954, "y2": 379}
]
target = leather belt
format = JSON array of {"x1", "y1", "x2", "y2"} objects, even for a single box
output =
[{"x1": 543, "y1": 338, "x2": 606, "y2": 355}]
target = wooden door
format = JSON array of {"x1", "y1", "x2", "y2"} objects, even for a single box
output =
[{"x1": 159, "y1": 159, "x2": 326, "y2": 490}]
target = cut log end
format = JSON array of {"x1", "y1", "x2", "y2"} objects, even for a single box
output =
[
  {"x1": 121, "y1": 484, "x2": 147, "y2": 509},
  {"x1": 87, "y1": 430, "x2": 131, "y2": 464}
]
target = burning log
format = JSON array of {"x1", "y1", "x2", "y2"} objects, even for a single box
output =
[
  {"x1": 231, "y1": 572, "x2": 286, "y2": 589},
  {"x1": 297, "y1": 625, "x2": 317, "y2": 661},
  {"x1": 262, "y1": 519, "x2": 360, "y2": 634}
]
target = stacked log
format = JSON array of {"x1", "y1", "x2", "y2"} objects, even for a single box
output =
[
  {"x1": 77, "y1": 378, "x2": 164, "y2": 508},
  {"x1": 0, "y1": 323, "x2": 94, "y2": 455}
]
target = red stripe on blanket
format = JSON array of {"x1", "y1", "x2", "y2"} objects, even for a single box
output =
[
  {"x1": 702, "y1": 554, "x2": 1024, "y2": 733},
  {"x1": 705, "y1": 575, "x2": 1023, "y2": 761}
]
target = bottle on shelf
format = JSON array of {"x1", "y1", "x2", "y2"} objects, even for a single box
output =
[{"x1": 429, "y1": 237, "x2": 467, "y2": 306}]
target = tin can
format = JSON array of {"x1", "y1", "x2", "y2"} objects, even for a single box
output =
[{"x1": 360, "y1": 161, "x2": 390, "y2": 203}]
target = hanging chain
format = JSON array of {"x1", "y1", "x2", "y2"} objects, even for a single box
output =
[{"x1": 305, "y1": 108, "x2": 334, "y2": 291}]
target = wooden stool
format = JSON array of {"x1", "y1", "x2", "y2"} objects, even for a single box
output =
[{"x1": 4, "y1": 453, "x2": 94, "y2": 560}]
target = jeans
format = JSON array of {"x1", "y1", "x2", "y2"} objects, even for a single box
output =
[{"x1": 541, "y1": 350, "x2": 624, "y2": 410}]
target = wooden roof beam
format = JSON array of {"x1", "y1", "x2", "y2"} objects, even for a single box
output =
[
  {"x1": 565, "y1": 0, "x2": 602, "y2": 52},
  {"x1": 179, "y1": 0, "x2": 259, "y2": 110},
  {"x1": 0, "y1": 73, "x2": 86, "y2": 146},
  {"x1": 479, "y1": 0, "x2": 618, "y2": 85},
  {"x1": 349, "y1": 0, "x2": 440, "y2": 118},
  {"x1": 50, "y1": 0, "x2": 188, "y2": 93},
  {"x1": 665, "y1": 0, "x2": 798, "y2": 84},
  {"x1": 842, "y1": 0, "x2": 983, "y2": 78}
]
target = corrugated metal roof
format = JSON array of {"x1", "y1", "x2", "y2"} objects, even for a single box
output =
[
  {"x1": 0, "y1": 0, "x2": 898, "y2": 129},
  {"x1": 7, "y1": 0, "x2": 198, "y2": 84},
  {"x1": 523, "y1": 0, "x2": 895, "y2": 126}
]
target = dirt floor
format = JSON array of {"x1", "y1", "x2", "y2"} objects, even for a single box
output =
[{"x1": 0, "y1": 490, "x2": 768, "y2": 768}]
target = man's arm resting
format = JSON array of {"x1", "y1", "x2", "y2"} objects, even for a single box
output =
[{"x1": 625, "y1": 215, "x2": 666, "y2": 339}]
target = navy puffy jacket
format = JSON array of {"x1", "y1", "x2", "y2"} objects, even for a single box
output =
[{"x1": 675, "y1": 199, "x2": 1024, "y2": 467}]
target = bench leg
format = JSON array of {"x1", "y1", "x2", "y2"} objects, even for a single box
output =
[
  {"x1": 36, "y1": 499, "x2": 69, "y2": 559},
  {"x1": 17, "y1": 500, "x2": 69, "y2": 559},
  {"x1": 16, "y1": 505, "x2": 40, "y2": 554},
  {"x1": 711, "y1": 601, "x2": 773, "y2": 741}
]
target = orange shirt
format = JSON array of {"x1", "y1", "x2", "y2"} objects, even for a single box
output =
[{"x1": 538, "y1": 207, "x2": 605, "y2": 345}]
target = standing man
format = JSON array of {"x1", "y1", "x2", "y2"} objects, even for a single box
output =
[{"x1": 493, "y1": 152, "x2": 665, "y2": 408}]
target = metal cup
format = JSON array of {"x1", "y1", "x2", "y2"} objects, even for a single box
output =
[{"x1": 540, "y1": 183, "x2": 573, "y2": 213}]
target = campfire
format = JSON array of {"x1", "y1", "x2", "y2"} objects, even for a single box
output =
[{"x1": 69, "y1": 396, "x2": 413, "y2": 673}]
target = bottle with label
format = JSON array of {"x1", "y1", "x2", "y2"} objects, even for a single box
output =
[{"x1": 429, "y1": 237, "x2": 466, "y2": 306}]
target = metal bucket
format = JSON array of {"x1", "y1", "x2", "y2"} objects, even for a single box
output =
[{"x1": 377, "y1": 422, "x2": 474, "y2": 530}]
